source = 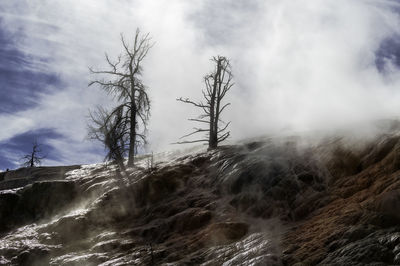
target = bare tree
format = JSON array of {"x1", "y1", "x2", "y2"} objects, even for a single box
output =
[
  {"x1": 89, "y1": 28, "x2": 153, "y2": 167},
  {"x1": 88, "y1": 106, "x2": 128, "y2": 173},
  {"x1": 177, "y1": 56, "x2": 234, "y2": 149},
  {"x1": 21, "y1": 141, "x2": 46, "y2": 167}
]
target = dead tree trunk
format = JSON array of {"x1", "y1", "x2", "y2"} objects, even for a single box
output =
[
  {"x1": 89, "y1": 28, "x2": 152, "y2": 168},
  {"x1": 128, "y1": 103, "x2": 137, "y2": 167},
  {"x1": 177, "y1": 56, "x2": 233, "y2": 149}
]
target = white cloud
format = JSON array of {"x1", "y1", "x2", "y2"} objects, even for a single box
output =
[{"x1": 1, "y1": 0, "x2": 400, "y2": 165}]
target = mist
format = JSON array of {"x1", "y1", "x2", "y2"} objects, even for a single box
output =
[{"x1": 1, "y1": 0, "x2": 400, "y2": 166}]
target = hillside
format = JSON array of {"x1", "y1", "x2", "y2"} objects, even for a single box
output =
[{"x1": 1, "y1": 127, "x2": 400, "y2": 265}]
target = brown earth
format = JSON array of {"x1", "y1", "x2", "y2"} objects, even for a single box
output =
[{"x1": 282, "y1": 134, "x2": 400, "y2": 265}]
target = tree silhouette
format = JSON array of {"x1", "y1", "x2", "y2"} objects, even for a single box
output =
[
  {"x1": 88, "y1": 106, "x2": 127, "y2": 173},
  {"x1": 177, "y1": 56, "x2": 234, "y2": 149},
  {"x1": 89, "y1": 28, "x2": 153, "y2": 167},
  {"x1": 21, "y1": 141, "x2": 46, "y2": 167}
]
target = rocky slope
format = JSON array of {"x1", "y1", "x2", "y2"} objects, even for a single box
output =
[{"x1": 1, "y1": 126, "x2": 400, "y2": 265}]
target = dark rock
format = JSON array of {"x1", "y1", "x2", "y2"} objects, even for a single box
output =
[
  {"x1": 191, "y1": 156, "x2": 209, "y2": 167},
  {"x1": 17, "y1": 181, "x2": 77, "y2": 219},
  {"x1": 2, "y1": 165, "x2": 80, "y2": 182},
  {"x1": 0, "y1": 172, "x2": 5, "y2": 182},
  {"x1": 11, "y1": 248, "x2": 50, "y2": 266},
  {"x1": 245, "y1": 141, "x2": 265, "y2": 151},
  {"x1": 0, "y1": 165, "x2": 80, "y2": 191},
  {"x1": 370, "y1": 212, "x2": 400, "y2": 228},
  {"x1": 321, "y1": 237, "x2": 394, "y2": 265},
  {"x1": 327, "y1": 238, "x2": 349, "y2": 252},
  {"x1": 343, "y1": 225, "x2": 372, "y2": 242},
  {"x1": 201, "y1": 222, "x2": 249, "y2": 245},
  {"x1": 282, "y1": 244, "x2": 299, "y2": 254},
  {"x1": 375, "y1": 190, "x2": 400, "y2": 221},
  {"x1": 293, "y1": 191, "x2": 328, "y2": 220},
  {"x1": 172, "y1": 208, "x2": 212, "y2": 232},
  {"x1": 0, "y1": 192, "x2": 20, "y2": 231},
  {"x1": 297, "y1": 172, "x2": 315, "y2": 184},
  {"x1": 326, "y1": 147, "x2": 363, "y2": 179},
  {"x1": 44, "y1": 215, "x2": 91, "y2": 243},
  {"x1": 378, "y1": 232, "x2": 400, "y2": 249},
  {"x1": 230, "y1": 193, "x2": 258, "y2": 211},
  {"x1": 0, "y1": 181, "x2": 77, "y2": 233},
  {"x1": 0, "y1": 178, "x2": 34, "y2": 190},
  {"x1": 134, "y1": 164, "x2": 195, "y2": 205},
  {"x1": 361, "y1": 137, "x2": 399, "y2": 168}
]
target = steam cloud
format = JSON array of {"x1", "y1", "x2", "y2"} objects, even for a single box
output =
[{"x1": 1, "y1": 0, "x2": 400, "y2": 166}]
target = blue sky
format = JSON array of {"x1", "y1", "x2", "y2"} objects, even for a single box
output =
[
  {"x1": 0, "y1": 18, "x2": 64, "y2": 169},
  {"x1": 0, "y1": 21, "x2": 64, "y2": 113},
  {"x1": 1, "y1": 0, "x2": 400, "y2": 170}
]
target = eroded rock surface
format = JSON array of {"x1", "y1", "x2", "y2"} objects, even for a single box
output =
[{"x1": 0, "y1": 128, "x2": 400, "y2": 265}]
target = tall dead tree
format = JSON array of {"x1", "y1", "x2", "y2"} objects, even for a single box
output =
[
  {"x1": 89, "y1": 28, "x2": 153, "y2": 167},
  {"x1": 177, "y1": 56, "x2": 234, "y2": 149},
  {"x1": 21, "y1": 141, "x2": 45, "y2": 167}
]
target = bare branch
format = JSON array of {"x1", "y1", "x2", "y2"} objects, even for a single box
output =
[
  {"x1": 218, "y1": 103, "x2": 231, "y2": 116},
  {"x1": 177, "y1": 97, "x2": 208, "y2": 108},
  {"x1": 218, "y1": 131, "x2": 230, "y2": 142},
  {"x1": 188, "y1": 118, "x2": 210, "y2": 124},
  {"x1": 179, "y1": 128, "x2": 208, "y2": 139},
  {"x1": 172, "y1": 139, "x2": 209, "y2": 145},
  {"x1": 218, "y1": 121, "x2": 231, "y2": 133}
]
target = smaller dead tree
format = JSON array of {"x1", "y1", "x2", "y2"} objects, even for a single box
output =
[
  {"x1": 88, "y1": 106, "x2": 128, "y2": 174},
  {"x1": 177, "y1": 56, "x2": 234, "y2": 149},
  {"x1": 21, "y1": 141, "x2": 45, "y2": 167}
]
